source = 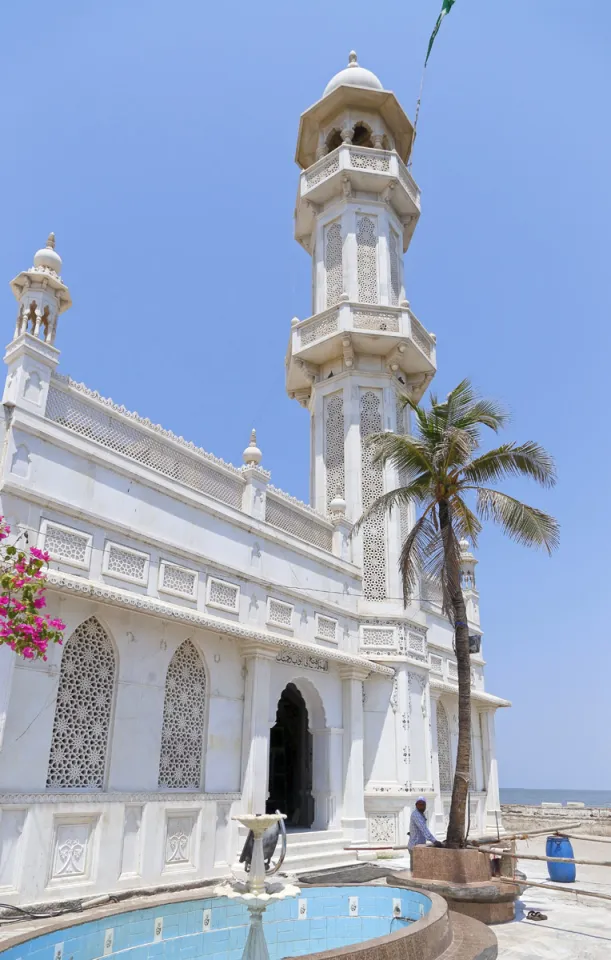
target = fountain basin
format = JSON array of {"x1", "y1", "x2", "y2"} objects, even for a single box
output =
[{"x1": 0, "y1": 887, "x2": 432, "y2": 960}]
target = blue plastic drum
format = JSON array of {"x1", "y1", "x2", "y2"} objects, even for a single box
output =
[{"x1": 546, "y1": 836, "x2": 576, "y2": 882}]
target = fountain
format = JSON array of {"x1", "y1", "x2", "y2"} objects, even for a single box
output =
[{"x1": 214, "y1": 812, "x2": 300, "y2": 960}]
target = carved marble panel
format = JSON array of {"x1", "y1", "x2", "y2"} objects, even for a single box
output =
[
  {"x1": 164, "y1": 814, "x2": 197, "y2": 869},
  {"x1": 51, "y1": 819, "x2": 95, "y2": 881}
]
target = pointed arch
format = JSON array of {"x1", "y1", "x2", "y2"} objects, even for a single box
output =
[
  {"x1": 46, "y1": 616, "x2": 116, "y2": 789},
  {"x1": 436, "y1": 701, "x2": 452, "y2": 792},
  {"x1": 158, "y1": 639, "x2": 207, "y2": 789}
]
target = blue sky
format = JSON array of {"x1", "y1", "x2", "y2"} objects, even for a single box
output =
[{"x1": 1, "y1": 1, "x2": 609, "y2": 790}]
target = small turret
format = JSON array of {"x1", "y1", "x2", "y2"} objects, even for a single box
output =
[
  {"x1": 3, "y1": 234, "x2": 72, "y2": 414},
  {"x1": 10, "y1": 233, "x2": 71, "y2": 346}
]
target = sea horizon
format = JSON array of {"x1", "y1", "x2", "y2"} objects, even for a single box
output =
[{"x1": 500, "y1": 787, "x2": 611, "y2": 808}]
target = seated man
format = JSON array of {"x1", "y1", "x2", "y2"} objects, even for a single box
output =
[{"x1": 408, "y1": 797, "x2": 443, "y2": 870}]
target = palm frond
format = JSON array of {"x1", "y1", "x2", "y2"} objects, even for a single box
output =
[
  {"x1": 460, "y1": 441, "x2": 556, "y2": 488},
  {"x1": 366, "y1": 432, "x2": 436, "y2": 479},
  {"x1": 398, "y1": 509, "x2": 439, "y2": 604},
  {"x1": 351, "y1": 483, "x2": 426, "y2": 536},
  {"x1": 476, "y1": 488, "x2": 560, "y2": 554},
  {"x1": 450, "y1": 494, "x2": 482, "y2": 546},
  {"x1": 435, "y1": 379, "x2": 509, "y2": 436}
]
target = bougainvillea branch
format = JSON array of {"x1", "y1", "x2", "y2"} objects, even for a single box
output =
[{"x1": 0, "y1": 517, "x2": 65, "y2": 660}]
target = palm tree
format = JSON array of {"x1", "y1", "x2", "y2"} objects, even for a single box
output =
[{"x1": 356, "y1": 380, "x2": 559, "y2": 848}]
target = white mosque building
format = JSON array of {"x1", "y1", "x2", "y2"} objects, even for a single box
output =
[{"x1": 0, "y1": 53, "x2": 508, "y2": 905}]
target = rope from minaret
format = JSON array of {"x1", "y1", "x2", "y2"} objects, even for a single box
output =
[{"x1": 408, "y1": 64, "x2": 427, "y2": 170}]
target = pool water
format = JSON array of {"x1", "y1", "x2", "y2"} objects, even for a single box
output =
[{"x1": 4, "y1": 886, "x2": 431, "y2": 960}]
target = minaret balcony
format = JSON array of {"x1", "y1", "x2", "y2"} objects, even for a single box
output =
[
  {"x1": 297, "y1": 145, "x2": 420, "y2": 233},
  {"x1": 286, "y1": 301, "x2": 436, "y2": 399}
]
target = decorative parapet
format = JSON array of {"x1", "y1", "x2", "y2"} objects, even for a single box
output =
[
  {"x1": 266, "y1": 485, "x2": 334, "y2": 553},
  {"x1": 301, "y1": 145, "x2": 421, "y2": 209},
  {"x1": 50, "y1": 373, "x2": 244, "y2": 477},
  {"x1": 292, "y1": 302, "x2": 435, "y2": 366},
  {"x1": 45, "y1": 570, "x2": 394, "y2": 677},
  {"x1": 44, "y1": 375, "x2": 341, "y2": 555}
]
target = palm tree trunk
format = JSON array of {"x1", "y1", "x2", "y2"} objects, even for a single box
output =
[{"x1": 439, "y1": 501, "x2": 472, "y2": 849}]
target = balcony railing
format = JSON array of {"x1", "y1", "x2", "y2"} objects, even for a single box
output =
[
  {"x1": 294, "y1": 302, "x2": 436, "y2": 365},
  {"x1": 302, "y1": 145, "x2": 421, "y2": 208}
]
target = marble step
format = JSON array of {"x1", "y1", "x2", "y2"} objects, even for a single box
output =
[{"x1": 282, "y1": 829, "x2": 358, "y2": 873}]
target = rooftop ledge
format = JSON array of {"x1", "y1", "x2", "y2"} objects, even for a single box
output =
[{"x1": 46, "y1": 570, "x2": 395, "y2": 678}]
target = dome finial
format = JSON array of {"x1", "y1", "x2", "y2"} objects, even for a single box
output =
[
  {"x1": 323, "y1": 52, "x2": 384, "y2": 98},
  {"x1": 243, "y1": 427, "x2": 262, "y2": 466},
  {"x1": 33, "y1": 233, "x2": 62, "y2": 276}
]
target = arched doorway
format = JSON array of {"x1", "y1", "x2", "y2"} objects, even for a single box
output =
[{"x1": 268, "y1": 683, "x2": 314, "y2": 828}]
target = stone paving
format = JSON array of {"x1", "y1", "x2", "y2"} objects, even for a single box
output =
[{"x1": 386, "y1": 834, "x2": 611, "y2": 959}]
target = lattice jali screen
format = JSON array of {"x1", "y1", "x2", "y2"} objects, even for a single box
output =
[
  {"x1": 45, "y1": 386, "x2": 244, "y2": 509},
  {"x1": 356, "y1": 216, "x2": 378, "y2": 304},
  {"x1": 105, "y1": 543, "x2": 148, "y2": 583},
  {"x1": 325, "y1": 221, "x2": 343, "y2": 307},
  {"x1": 300, "y1": 311, "x2": 339, "y2": 347},
  {"x1": 389, "y1": 229, "x2": 401, "y2": 305},
  {"x1": 316, "y1": 615, "x2": 337, "y2": 642},
  {"x1": 306, "y1": 151, "x2": 340, "y2": 188},
  {"x1": 268, "y1": 598, "x2": 293, "y2": 628},
  {"x1": 353, "y1": 311, "x2": 399, "y2": 332},
  {"x1": 207, "y1": 577, "x2": 239, "y2": 611},
  {"x1": 448, "y1": 661, "x2": 459, "y2": 680},
  {"x1": 430, "y1": 655, "x2": 443, "y2": 675},
  {"x1": 397, "y1": 164, "x2": 421, "y2": 206},
  {"x1": 362, "y1": 627, "x2": 395, "y2": 647},
  {"x1": 408, "y1": 632, "x2": 426, "y2": 656},
  {"x1": 265, "y1": 496, "x2": 333, "y2": 552},
  {"x1": 410, "y1": 315, "x2": 433, "y2": 358},
  {"x1": 436, "y1": 702, "x2": 452, "y2": 791},
  {"x1": 46, "y1": 617, "x2": 116, "y2": 789},
  {"x1": 360, "y1": 391, "x2": 386, "y2": 599},
  {"x1": 158, "y1": 640, "x2": 206, "y2": 789},
  {"x1": 350, "y1": 150, "x2": 390, "y2": 173},
  {"x1": 42, "y1": 522, "x2": 90, "y2": 567},
  {"x1": 160, "y1": 562, "x2": 197, "y2": 599},
  {"x1": 324, "y1": 394, "x2": 345, "y2": 510}
]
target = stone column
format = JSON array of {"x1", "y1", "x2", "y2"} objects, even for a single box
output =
[
  {"x1": 327, "y1": 727, "x2": 344, "y2": 828},
  {"x1": 340, "y1": 665, "x2": 369, "y2": 841},
  {"x1": 0, "y1": 645, "x2": 16, "y2": 751},
  {"x1": 482, "y1": 709, "x2": 502, "y2": 833},
  {"x1": 239, "y1": 643, "x2": 275, "y2": 815}
]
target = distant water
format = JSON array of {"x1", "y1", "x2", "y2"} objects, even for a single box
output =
[{"x1": 501, "y1": 788, "x2": 611, "y2": 808}]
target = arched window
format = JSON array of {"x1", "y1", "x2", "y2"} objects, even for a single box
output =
[
  {"x1": 352, "y1": 122, "x2": 373, "y2": 148},
  {"x1": 326, "y1": 129, "x2": 342, "y2": 152},
  {"x1": 46, "y1": 617, "x2": 116, "y2": 789},
  {"x1": 436, "y1": 703, "x2": 452, "y2": 792},
  {"x1": 158, "y1": 640, "x2": 206, "y2": 789}
]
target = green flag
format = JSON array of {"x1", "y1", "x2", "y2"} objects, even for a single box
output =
[{"x1": 425, "y1": 0, "x2": 456, "y2": 66}]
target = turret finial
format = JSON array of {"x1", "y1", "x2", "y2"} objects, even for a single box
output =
[
  {"x1": 243, "y1": 428, "x2": 263, "y2": 466},
  {"x1": 348, "y1": 50, "x2": 358, "y2": 65},
  {"x1": 46, "y1": 232, "x2": 56, "y2": 250}
]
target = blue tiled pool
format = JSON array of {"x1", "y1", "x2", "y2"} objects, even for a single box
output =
[{"x1": 3, "y1": 887, "x2": 432, "y2": 960}]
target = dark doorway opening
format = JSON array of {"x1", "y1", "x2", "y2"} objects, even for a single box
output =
[{"x1": 268, "y1": 683, "x2": 314, "y2": 828}]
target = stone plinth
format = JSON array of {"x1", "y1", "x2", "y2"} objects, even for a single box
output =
[
  {"x1": 395, "y1": 848, "x2": 520, "y2": 925},
  {"x1": 412, "y1": 846, "x2": 492, "y2": 883}
]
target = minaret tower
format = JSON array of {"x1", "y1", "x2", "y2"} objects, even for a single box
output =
[
  {"x1": 286, "y1": 53, "x2": 437, "y2": 613},
  {"x1": 3, "y1": 234, "x2": 71, "y2": 414}
]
